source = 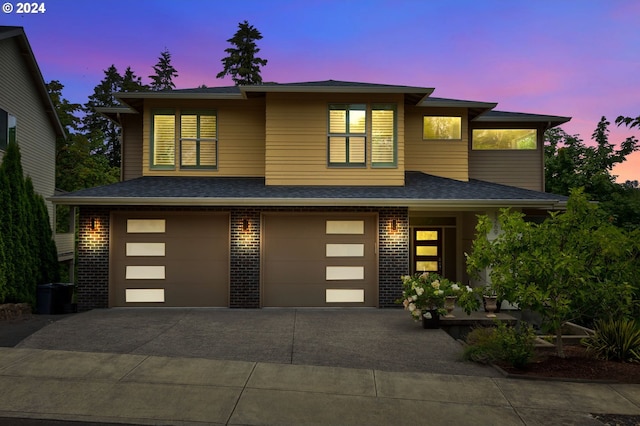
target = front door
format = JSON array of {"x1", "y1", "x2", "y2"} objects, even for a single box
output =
[{"x1": 412, "y1": 228, "x2": 442, "y2": 275}]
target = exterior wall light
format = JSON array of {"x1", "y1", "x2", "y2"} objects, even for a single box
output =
[
  {"x1": 242, "y1": 219, "x2": 249, "y2": 231},
  {"x1": 391, "y1": 219, "x2": 397, "y2": 231},
  {"x1": 91, "y1": 217, "x2": 96, "y2": 230}
]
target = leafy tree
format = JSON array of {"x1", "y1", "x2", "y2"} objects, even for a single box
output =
[
  {"x1": 466, "y1": 190, "x2": 639, "y2": 358},
  {"x1": 545, "y1": 117, "x2": 640, "y2": 229},
  {"x1": 82, "y1": 65, "x2": 148, "y2": 168},
  {"x1": 149, "y1": 49, "x2": 178, "y2": 91},
  {"x1": 216, "y1": 20, "x2": 268, "y2": 85},
  {"x1": 48, "y1": 81, "x2": 119, "y2": 231},
  {"x1": 616, "y1": 114, "x2": 640, "y2": 129}
]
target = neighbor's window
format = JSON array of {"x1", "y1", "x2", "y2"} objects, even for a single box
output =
[
  {"x1": 0, "y1": 108, "x2": 17, "y2": 150},
  {"x1": 180, "y1": 111, "x2": 217, "y2": 169},
  {"x1": 423, "y1": 116, "x2": 461, "y2": 140},
  {"x1": 151, "y1": 110, "x2": 176, "y2": 168},
  {"x1": 328, "y1": 104, "x2": 366, "y2": 166},
  {"x1": 371, "y1": 104, "x2": 396, "y2": 167},
  {"x1": 472, "y1": 129, "x2": 537, "y2": 150}
]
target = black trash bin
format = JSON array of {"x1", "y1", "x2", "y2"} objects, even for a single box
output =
[
  {"x1": 36, "y1": 283, "x2": 75, "y2": 314},
  {"x1": 36, "y1": 283, "x2": 56, "y2": 314}
]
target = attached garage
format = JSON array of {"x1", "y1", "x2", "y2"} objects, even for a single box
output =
[
  {"x1": 262, "y1": 213, "x2": 378, "y2": 307},
  {"x1": 110, "y1": 211, "x2": 230, "y2": 307}
]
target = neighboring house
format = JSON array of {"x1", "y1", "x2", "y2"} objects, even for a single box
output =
[
  {"x1": 52, "y1": 80, "x2": 570, "y2": 311},
  {"x1": 0, "y1": 27, "x2": 73, "y2": 270}
]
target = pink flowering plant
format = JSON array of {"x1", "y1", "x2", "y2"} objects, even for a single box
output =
[{"x1": 398, "y1": 272, "x2": 482, "y2": 321}]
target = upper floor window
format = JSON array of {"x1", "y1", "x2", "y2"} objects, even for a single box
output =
[
  {"x1": 327, "y1": 103, "x2": 397, "y2": 168},
  {"x1": 328, "y1": 104, "x2": 366, "y2": 166},
  {"x1": 151, "y1": 109, "x2": 218, "y2": 170},
  {"x1": 151, "y1": 110, "x2": 176, "y2": 169},
  {"x1": 472, "y1": 129, "x2": 537, "y2": 150},
  {"x1": 423, "y1": 116, "x2": 461, "y2": 140},
  {"x1": 371, "y1": 104, "x2": 397, "y2": 167},
  {"x1": 0, "y1": 108, "x2": 17, "y2": 150},
  {"x1": 180, "y1": 111, "x2": 217, "y2": 169}
]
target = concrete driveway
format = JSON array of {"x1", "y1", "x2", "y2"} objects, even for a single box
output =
[{"x1": 17, "y1": 308, "x2": 499, "y2": 377}]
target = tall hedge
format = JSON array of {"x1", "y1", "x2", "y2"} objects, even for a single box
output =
[{"x1": 0, "y1": 141, "x2": 59, "y2": 305}]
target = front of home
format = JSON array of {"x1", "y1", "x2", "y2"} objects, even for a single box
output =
[{"x1": 52, "y1": 81, "x2": 569, "y2": 311}]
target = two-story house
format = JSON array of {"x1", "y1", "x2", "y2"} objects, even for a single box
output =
[
  {"x1": 52, "y1": 81, "x2": 569, "y2": 311},
  {"x1": 0, "y1": 27, "x2": 72, "y2": 271}
]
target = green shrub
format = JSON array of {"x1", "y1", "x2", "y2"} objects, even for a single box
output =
[
  {"x1": 463, "y1": 322, "x2": 536, "y2": 369},
  {"x1": 583, "y1": 318, "x2": 640, "y2": 362}
]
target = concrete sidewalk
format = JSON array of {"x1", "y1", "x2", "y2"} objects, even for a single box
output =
[{"x1": 0, "y1": 347, "x2": 639, "y2": 425}]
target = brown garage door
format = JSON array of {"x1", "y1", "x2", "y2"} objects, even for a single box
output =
[
  {"x1": 262, "y1": 213, "x2": 378, "y2": 307},
  {"x1": 110, "y1": 212, "x2": 229, "y2": 307}
]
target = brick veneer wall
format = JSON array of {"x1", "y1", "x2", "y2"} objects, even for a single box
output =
[
  {"x1": 77, "y1": 207, "x2": 110, "y2": 311},
  {"x1": 230, "y1": 209, "x2": 261, "y2": 308},
  {"x1": 378, "y1": 208, "x2": 410, "y2": 307},
  {"x1": 75, "y1": 205, "x2": 410, "y2": 310}
]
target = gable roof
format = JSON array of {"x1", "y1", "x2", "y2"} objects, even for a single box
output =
[
  {"x1": 51, "y1": 171, "x2": 567, "y2": 209},
  {"x1": 0, "y1": 26, "x2": 65, "y2": 138}
]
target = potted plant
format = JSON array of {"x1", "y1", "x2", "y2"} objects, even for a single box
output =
[{"x1": 397, "y1": 273, "x2": 481, "y2": 328}]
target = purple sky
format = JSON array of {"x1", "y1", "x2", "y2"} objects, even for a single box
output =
[{"x1": 4, "y1": 0, "x2": 639, "y2": 182}]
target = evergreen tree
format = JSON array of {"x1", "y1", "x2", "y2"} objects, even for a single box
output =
[
  {"x1": 0, "y1": 142, "x2": 30, "y2": 302},
  {"x1": 216, "y1": 20, "x2": 268, "y2": 85},
  {"x1": 0, "y1": 171, "x2": 8, "y2": 301},
  {"x1": 82, "y1": 65, "x2": 148, "y2": 168},
  {"x1": 149, "y1": 49, "x2": 178, "y2": 91}
]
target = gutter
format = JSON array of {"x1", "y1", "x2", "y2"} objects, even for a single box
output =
[{"x1": 49, "y1": 196, "x2": 567, "y2": 210}]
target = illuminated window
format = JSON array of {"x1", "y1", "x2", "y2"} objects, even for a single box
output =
[
  {"x1": 180, "y1": 111, "x2": 217, "y2": 169},
  {"x1": 371, "y1": 105, "x2": 396, "y2": 167},
  {"x1": 0, "y1": 108, "x2": 17, "y2": 150},
  {"x1": 472, "y1": 129, "x2": 537, "y2": 150},
  {"x1": 151, "y1": 110, "x2": 175, "y2": 168},
  {"x1": 423, "y1": 116, "x2": 461, "y2": 140},
  {"x1": 328, "y1": 104, "x2": 366, "y2": 166}
]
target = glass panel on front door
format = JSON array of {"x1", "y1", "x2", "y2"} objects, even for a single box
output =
[{"x1": 413, "y1": 228, "x2": 442, "y2": 275}]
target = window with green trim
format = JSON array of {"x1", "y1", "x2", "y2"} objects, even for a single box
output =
[
  {"x1": 472, "y1": 129, "x2": 537, "y2": 150},
  {"x1": 180, "y1": 111, "x2": 217, "y2": 169},
  {"x1": 371, "y1": 105, "x2": 396, "y2": 167},
  {"x1": 151, "y1": 110, "x2": 176, "y2": 169},
  {"x1": 328, "y1": 104, "x2": 366, "y2": 166}
]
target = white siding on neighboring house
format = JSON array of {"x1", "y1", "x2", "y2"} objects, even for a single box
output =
[{"x1": 0, "y1": 34, "x2": 57, "y2": 229}]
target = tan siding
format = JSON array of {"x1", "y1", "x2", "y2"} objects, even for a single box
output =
[
  {"x1": 141, "y1": 98, "x2": 265, "y2": 177},
  {"x1": 264, "y1": 93, "x2": 404, "y2": 186},
  {"x1": 0, "y1": 37, "x2": 56, "y2": 228},
  {"x1": 122, "y1": 114, "x2": 143, "y2": 180},
  {"x1": 468, "y1": 124, "x2": 545, "y2": 191},
  {"x1": 404, "y1": 106, "x2": 468, "y2": 181}
]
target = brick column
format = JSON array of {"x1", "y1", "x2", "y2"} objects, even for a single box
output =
[
  {"x1": 77, "y1": 207, "x2": 110, "y2": 311},
  {"x1": 378, "y1": 207, "x2": 409, "y2": 307},
  {"x1": 229, "y1": 209, "x2": 261, "y2": 308}
]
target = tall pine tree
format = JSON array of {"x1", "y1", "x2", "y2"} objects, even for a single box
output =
[
  {"x1": 216, "y1": 20, "x2": 268, "y2": 85},
  {"x1": 82, "y1": 65, "x2": 148, "y2": 168},
  {"x1": 149, "y1": 49, "x2": 178, "y2": 91}
]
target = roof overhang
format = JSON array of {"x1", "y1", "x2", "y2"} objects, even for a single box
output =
[
  {"x1": 474, "y1": 110, "x2": 572, "y2": 130},
  {"x1": 50, "y1": 195, "x2": 567, "y2": 210},
  {"x1": 418, "y1": 97, "x2": 498, "y2": 119}
]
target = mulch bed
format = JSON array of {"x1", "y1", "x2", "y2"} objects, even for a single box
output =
[{"x1": 496, "y1": 345, "x2": 640, "y2": 384}]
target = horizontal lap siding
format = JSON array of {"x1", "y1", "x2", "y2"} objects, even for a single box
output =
[
  {"x1": 468, "y1": 123, "x2": 545, "y2": 191},
  {"x1": 265, "y1": 93, "x2": 405, "y2": 186},
  {"x1": 122, "y1": 114, "x2": 143, "y2": 180},
  {"x1": 404, "y1": 106, "x2": 468, "y2": 181},
  {"x1": 142, "y1": 98, "x2": 265, "y2": 177},
  {"x1": 0, "y1": 38, "x2": 56, "y2": 227},
  {"x1": 469, "y1": 150, "x2": 543, "y2": 191}
]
